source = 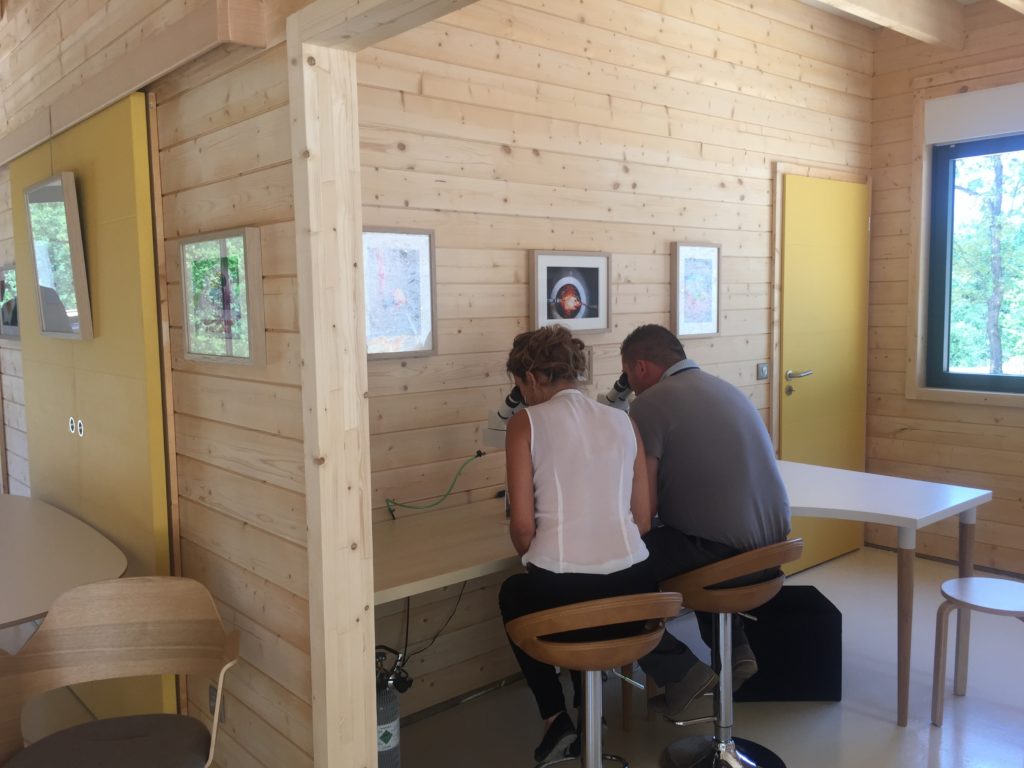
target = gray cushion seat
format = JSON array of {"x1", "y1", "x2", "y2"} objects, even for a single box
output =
[{"x1": 5, "y1": 714, "x2": 209, "y2": 768}]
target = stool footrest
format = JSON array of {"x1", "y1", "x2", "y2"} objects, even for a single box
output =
[{"x1": 661, "y1": 735, "x2": 785, "y2": 768}]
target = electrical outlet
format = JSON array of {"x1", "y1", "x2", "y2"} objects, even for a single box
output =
[
  {"x1": 756, "y1": 362, "x2": 769, "y2": 380},
  {"x1": 209, "y1": 685, "x2": 226, "y2": 723}
]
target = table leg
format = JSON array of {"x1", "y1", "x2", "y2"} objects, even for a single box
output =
[
  {"x1": 897, "y1": 527, "x2": 915, "y2": 727},
  {"x1": 954, "y1": 509, "x2": 976, "y2": 696}
]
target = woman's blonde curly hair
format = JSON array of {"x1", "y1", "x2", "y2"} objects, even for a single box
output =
[{"x1": 506, "y1": 325, "x2": 588, "y2": 383}]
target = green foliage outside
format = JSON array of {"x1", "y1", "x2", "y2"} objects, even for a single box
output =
[
  {"x1": 183, "y1": 235, "x2": 250, "y2": 359},
  {"x1": 949, "y1": 150, "x2": 1024, "y2": 375},
  {"x1": 27, "y1": 201, "x2": 77, "y2": 313}
]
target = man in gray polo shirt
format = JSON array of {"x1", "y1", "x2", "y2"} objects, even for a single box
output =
[{"x1": 621, "y1": 324, "x2": 791, "y2": 717}]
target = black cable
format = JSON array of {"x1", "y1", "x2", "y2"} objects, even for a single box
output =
[
  {"x1": 407, "y1": 581, "x2": 468, "y2": 660},
  {"x1": 402, "y1": 596, "x2": 411, "y2": 658}
]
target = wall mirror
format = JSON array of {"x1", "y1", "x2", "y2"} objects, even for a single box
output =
[
  {"x1": 0, "y1": 264, "x2": 18, "y2": 339},
  {"x1": 24, "y1": 172, "x2": 93, "y2": 339},
  {"x1": 179, "y1": 227, "x2": 265, "y2": 365}
]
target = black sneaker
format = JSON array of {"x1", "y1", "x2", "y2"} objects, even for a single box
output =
[{"x1": 533, "y1": 711, "x2": 576, "y2": 763}]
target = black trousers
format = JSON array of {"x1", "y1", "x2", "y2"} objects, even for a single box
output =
[
  {"x1": 498, "y1": 561, "x2": 653, "y2": 720},
  {"x1": 636, "y1": 526, "x2": 778, "y2": 685}
]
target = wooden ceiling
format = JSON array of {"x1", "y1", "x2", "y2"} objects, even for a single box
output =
[{"x1": 800, "y1": 0, "x2": 1024, "y2": 49}]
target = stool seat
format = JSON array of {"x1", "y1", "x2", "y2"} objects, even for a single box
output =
[
  {"x1": 507, "y1": 592, "x2": 682, "y2": 768},
  {"x1": 940, "y1": 577, "x2": 1024, "y2": 615},
  {"x1": 657, "y1": 539, "x2": 804, "y2": 768},
  {"x1": 932, "y1": 576, "x2": 1024, "y2": 727}
]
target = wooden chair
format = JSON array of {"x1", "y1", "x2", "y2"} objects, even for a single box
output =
[
  {"x1": 506, "y1": 592, "x2": 683, "y2": 768},
  {"x1": 658, "y1": 538, "x2": 804, "y2": 768},
  {"x1": 932, "y1": 576, "x2": 1024, "y2": 727},
  {"x1": 0, "y1": 577, "x2": 239, "y2": 768}
]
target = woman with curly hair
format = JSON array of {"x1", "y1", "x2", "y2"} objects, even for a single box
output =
[{"x1": 498, "y1": 324, "x2": 652, "y2": 762}]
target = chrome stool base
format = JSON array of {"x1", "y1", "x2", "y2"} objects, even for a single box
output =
[
  {"x1": 660, "y1": 736, "x2": 785, "y2": 768},
  {"x1": 538, "y1": 753, "x2": 629, "y2": 768}
]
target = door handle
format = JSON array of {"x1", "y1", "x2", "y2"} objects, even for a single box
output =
[{"x1": 785, "y1": 369, "x2": 814, "y2": 381}]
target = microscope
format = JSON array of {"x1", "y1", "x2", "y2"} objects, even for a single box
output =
[{"x1": 483, "y1": 373, "x2": 633, "y2": 450}]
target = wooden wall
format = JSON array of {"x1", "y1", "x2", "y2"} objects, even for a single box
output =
[
  {"x1": 0, "y1": 166, "x2": 29, "y2": 495},
  {"x1": 152, "y1": 42, "x2": 314, "y2": 768},
  {"x1": 152, "y1": 0, "x2": 876, "y2": 752},
  {"x1": 867, "y1": 1, "x2": 1024, "y2": 576}
]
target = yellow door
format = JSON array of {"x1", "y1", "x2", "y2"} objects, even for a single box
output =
[{"x1": 780, "y1": 174, "x2": 869, "y2": 573}]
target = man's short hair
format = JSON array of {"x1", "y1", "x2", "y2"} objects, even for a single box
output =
[{"x1": 620, "y1": 324, "x2": 686, "y2": 366}]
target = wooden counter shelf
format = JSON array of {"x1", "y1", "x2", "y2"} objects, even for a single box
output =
[{"x1": 372, "y1": 499, "x2": 520, "y2": 606}]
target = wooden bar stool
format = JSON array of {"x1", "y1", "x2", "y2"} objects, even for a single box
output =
[
  {"x1": 932, "y1": 576, "x2": 1024, "y2": 726},
  {"x1": 658, "y1": 538, "x2": 804, "y2": 768},
  {"x1": 506, "y1": 592, "x2": 683, "y2": 768}
]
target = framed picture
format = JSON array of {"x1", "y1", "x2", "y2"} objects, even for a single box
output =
[
  {"x1": 0, "y1": 264, "x2": 18, "y2": 339},
  {"x1": 362, "y1": 228, "x2": 436, "y2": 358},
  {"x1": 24, "y1": 172, "x2": 93, "y2": 339},
  {"x1": 671, "y1": 243, "x2": 719, "y2": 337},
  {"x1": 530, "y1": 250, "x2": 610, "y2": 333},
  {"x1": 179, "y1": 227, "x2": 266, "y2": 365}
]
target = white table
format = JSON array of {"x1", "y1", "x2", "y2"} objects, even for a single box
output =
[
  {"x1": 779, "y1": 460, "x2": 991, "y2": 726},
  {"x1": 0, "y1": 495, "x2": 128, "y2": 630},
  {"x1": 371, "y1": 463, "x2": 991, "y2": 726}
]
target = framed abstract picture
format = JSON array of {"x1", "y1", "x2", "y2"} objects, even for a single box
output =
[
  {"x1": 362, "y1": 228, "x2": 436, "y2": 358},
  {"x1": 530, "y1": 250, "x2": 610, "y2": 333},
  {"x1": 671, "y1": 243, "x2": 719, "y2": 337}
]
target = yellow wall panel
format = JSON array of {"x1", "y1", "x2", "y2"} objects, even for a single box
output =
[{"x1": 9, "y1": 93, "x2": 172, "y2": 717}]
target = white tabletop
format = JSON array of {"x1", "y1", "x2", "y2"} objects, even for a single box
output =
[
  {"x1": 779, "y1": 460, "x2": 991, "y2": 529},
  {"x1": 0, "y1": 495, "x2": 128, "y2": 629}
]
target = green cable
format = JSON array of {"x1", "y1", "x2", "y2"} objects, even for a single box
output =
[{"x1": 385, "y1": 450, "x2": 485, "y2": 520}]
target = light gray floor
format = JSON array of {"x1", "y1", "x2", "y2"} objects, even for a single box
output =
[{"x1": 400, "y1": 547, "x2": 1024, "y2": 768}]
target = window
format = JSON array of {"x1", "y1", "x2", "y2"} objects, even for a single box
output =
[
  {"x1": 927, "y1": 133, "x2": 1024, "y2": 393},
  {"x1": 179, "y1": 228, "x2": 264, "y2": 365}
]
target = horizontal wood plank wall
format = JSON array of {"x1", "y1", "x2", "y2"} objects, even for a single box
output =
[
  {"x1": 0, "y1": 166, "x2": 28, "y2": 495},
  {"x1": 869, "y1": 2, "x2": 1024, "y2": 576},
  {"x1": 153, "y1": 0, "x2": 875, "y2": 734},
  {"x1": 153, "y1": 42, "x2": 313, "y2": 768},
  {"x1": 0, "y1": 0, "x2": 199, "y2": 141},
  {"x1": 355, "y1": 0, "x2": 872, "y2": 715}
]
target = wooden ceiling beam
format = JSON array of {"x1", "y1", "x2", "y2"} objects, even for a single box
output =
[
  {"x1": 994, "y1": 0, "x2": 1024, "y2": 14},
  {"x1": 813, "y1": 0, "x2": 964, "y2": 48}
]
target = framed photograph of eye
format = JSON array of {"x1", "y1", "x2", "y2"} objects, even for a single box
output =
[
  {"x1": 530, "y1": 250, "x2": 610, "y2": 333},
  {"x1": 671, "y1": 243, "x2": 719, "y2": 338},
  {"x1": 362, "y1": 228, "x2": 437, "y2": 359}
]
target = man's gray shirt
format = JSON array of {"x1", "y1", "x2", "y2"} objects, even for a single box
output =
[{"x1": 629, "y1": 360, "x2": 791, "y2": 552}]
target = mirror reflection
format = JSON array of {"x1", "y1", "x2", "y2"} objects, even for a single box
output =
[{"x1": 24, "y1": 173, "x2": 91, "y2": 339}]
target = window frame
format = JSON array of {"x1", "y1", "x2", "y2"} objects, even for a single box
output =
[
  {"x1": 178, "y1": 226, "x2": 265, "y2": 367},
  {"x1": 926, "y1": 132, "x2": 1024, "y2": 394}
]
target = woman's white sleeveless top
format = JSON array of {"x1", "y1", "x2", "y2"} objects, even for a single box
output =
[{"x1": 522, "y1": 389, "x2": 648, "y2": 574}]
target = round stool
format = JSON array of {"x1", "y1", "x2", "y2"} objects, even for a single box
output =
[
  {"x1": 658, "y1": 538, "x2": 804, "y2": 768},
  {"x1": 932, "y1": 576, "x2": 1024, "y2": 726},
  {"x1": 506, "y1": 592, "x2": 683, "y2": 768}
]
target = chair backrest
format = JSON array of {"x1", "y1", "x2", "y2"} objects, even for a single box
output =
[
  {"x1": 505, "y1": 592, "x2": 682, "y2": 672},
  {"x1": 0, "y1": 577, "x2": 240, "y2": 765},
  {"x1": 660, "y1": 538, "x2": 805, "y2": 614}
]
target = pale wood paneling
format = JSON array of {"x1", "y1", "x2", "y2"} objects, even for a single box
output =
[
  {"x1": 0, "y1": 168, "x2": 28, "y2": 495},
  {"x1": 867, "y1": 5, "x2": 1024, "y2": 576},
  {"x1": 151, "y1": 0, "x2": 878, "y2": 753}
]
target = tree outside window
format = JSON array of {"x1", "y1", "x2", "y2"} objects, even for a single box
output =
[{"x1": 927, "y1": 134, "x2": 1024, "y2": 392}]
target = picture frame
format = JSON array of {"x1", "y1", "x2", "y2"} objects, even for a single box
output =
[
  {"x1": 530, "y1": 250, "x2": 610, "y2": 333},
  {"x1": 179, "y1": 227, "x2": 266, "y2": 366},
  {"x1": 0, "y1": 263, "x2": 19, "y2": 339},
  {"x1": 24, "y1": 172, "x2": 93, "y2": 340},
  {"x1": 362, "y1": 227, "x2": 437, "y2": 359},
  {"x1": 671, "y1": 243, "x2": 720, "y2": 338}
]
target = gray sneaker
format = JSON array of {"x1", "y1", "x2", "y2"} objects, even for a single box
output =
[
  {"x1": 732, "y1": 644, "x2": 758, "y2": 692},
  {"x1": 649, "y1": 662, "x2": 718, "y2": 720}
]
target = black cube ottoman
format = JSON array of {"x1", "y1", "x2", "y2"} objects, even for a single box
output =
[{"x1": 733, "y1": 584, "x2": 842, "y2": 702}]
